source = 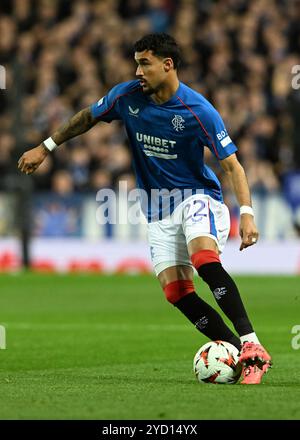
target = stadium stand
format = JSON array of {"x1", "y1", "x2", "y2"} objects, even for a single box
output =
[{"x1": 1, "y1": 0, "x2": 300, "y2": 239}]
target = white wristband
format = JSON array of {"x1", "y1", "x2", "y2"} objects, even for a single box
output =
[
  {"x1": 240, "y1": 205, "x2": 254, "y2": 216},
  {"x1": 43, "y1": 137, "x2": 58, "y2": 152}
]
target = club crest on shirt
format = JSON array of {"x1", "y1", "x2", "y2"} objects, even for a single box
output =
[{"x1": 172, "y1": 114, "x2": 185, "y2": 131}]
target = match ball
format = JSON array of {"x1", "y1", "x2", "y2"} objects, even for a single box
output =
[{"x1": 193, "y1": 340, "x2": 242, "y2": 384}]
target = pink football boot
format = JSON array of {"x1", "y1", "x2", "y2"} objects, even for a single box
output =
[{"x1": 239, "y1": 342, "x2": 272, "y2": 384}]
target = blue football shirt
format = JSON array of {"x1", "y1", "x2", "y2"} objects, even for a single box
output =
[{"x1": 90, "y1": 80, "x2": 237, "y2": 221}]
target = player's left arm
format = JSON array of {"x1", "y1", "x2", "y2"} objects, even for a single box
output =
[
  {"x1": 198, "y1": 103, "x2": 258, "y2": 251},
  {"x1": 220, "y1": 153, "x2": 259, "y2": 251}
]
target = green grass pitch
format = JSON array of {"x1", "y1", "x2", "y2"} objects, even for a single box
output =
[{"x1": 0, "y1": 273, "x2": 299, "y2": 420}]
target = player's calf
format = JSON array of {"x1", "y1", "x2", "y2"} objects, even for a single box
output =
[
  {"x1": 191, "y1": 249, "x2": 255, "y2": 338},
  {"x1": 163, "y1": 280, "x2": 241, "y2": 350}
]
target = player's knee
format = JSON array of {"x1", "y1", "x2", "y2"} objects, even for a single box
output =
[
  {"x1": 191, "y1": 249, "x2": 220, "y2": 271},
  {"x1": 163, "y1": 280, "x2": 195, "y2": 304}
]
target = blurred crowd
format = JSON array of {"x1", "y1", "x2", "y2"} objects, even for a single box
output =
[{"x1": 1, "y1": 0, "x2": 300, "y2": 205}]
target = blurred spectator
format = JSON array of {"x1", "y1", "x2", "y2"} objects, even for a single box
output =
[
  {"x1": 31, "y1": 153, "x2": 53, "y2": 191},
  {"x1": 68, "y1": 146, "x2": 91, "y2": 190},
  {"x1": 0, "y1": 132, "x2": 15, "y2": 174},
  {"x1": 90, "y1": 168, "x2": 113, "y2": 191},
  {"x1": 33, "y1": 197, "x2": 82, "y2": 237},
  {"x1": 51, "y1": 169, "x2": 74, "y2": 196}
]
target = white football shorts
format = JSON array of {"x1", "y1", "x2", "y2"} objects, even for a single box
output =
[{"x1": 147, "y1": 194, "x2": 231, "y2": 276}]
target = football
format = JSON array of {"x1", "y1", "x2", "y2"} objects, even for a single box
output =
[{"x1": 193, "y1": 340, "x2": 242, "y2": 384}]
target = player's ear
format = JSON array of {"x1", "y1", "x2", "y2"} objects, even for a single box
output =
[{"x1": 163, "y1": 58, "x2": 174, "y2": 72}]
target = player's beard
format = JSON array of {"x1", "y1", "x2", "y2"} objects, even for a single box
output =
[
  {"x1": 142, "y1": 84, "x2": 156, "y2": 95},
  {"x1": 141, "y1": 83, "x2": 160, "y2": 96}
]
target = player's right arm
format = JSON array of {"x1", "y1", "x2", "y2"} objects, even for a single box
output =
[
  {"x1": 18, "y1": 80, "x2": 139, "y2": 175},
  {"x1": 18, "y1": 107, "x2": 97, "y2": 175}
]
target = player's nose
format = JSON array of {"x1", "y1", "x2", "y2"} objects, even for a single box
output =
[{"x1": 136, "y1": 65, "x2": 143, "y2": 77}]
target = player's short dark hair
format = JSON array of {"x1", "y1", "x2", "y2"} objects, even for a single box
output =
[{"x1": 133, "y1": 33, "x2": 181, "y2": 69}]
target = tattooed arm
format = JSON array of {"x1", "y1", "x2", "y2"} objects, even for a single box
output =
[
  {"x1": 18, "y1": 107, "x2": 97, "y2": 175},
  {"x1": 51, "y1": 107, "x2": 98, "y2": 145}
]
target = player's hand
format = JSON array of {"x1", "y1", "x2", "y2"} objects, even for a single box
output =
[
  {"x1": 18, "y1": 144, "x2": 49, "y2": 175},
  {"x1": 239, "y1": 214, "x2": 259, "y2": 251}
]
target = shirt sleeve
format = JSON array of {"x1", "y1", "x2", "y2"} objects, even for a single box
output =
[
  {"x1": 198, "y1": 104, "x2": 237, "y2": 160},
  {"x1": 90, "y1": 84, "x2": 123, "y2": 123}
]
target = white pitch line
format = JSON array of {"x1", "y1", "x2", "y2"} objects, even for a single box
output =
[
  {"x1": 2, "y1": 323, "x2": 287, "y2": 333},
  {"x1": 2, "y1": 323, "x2": 191, "y2": 332},
  {"x1": 0, "y1": 325, "x2": 6, "y2": 349}
]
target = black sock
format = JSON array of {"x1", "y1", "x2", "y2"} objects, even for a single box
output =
[
  {"x1": 174, "y1": 292, "x2": 241, "y2": 350},
  {"x1": 197, "y1": 262, "x2": 253, "y2": 337}
]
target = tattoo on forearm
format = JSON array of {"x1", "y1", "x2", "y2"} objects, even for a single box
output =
[{"x1": 52, "y1": 107, "x2": 97, "y2": 145}]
